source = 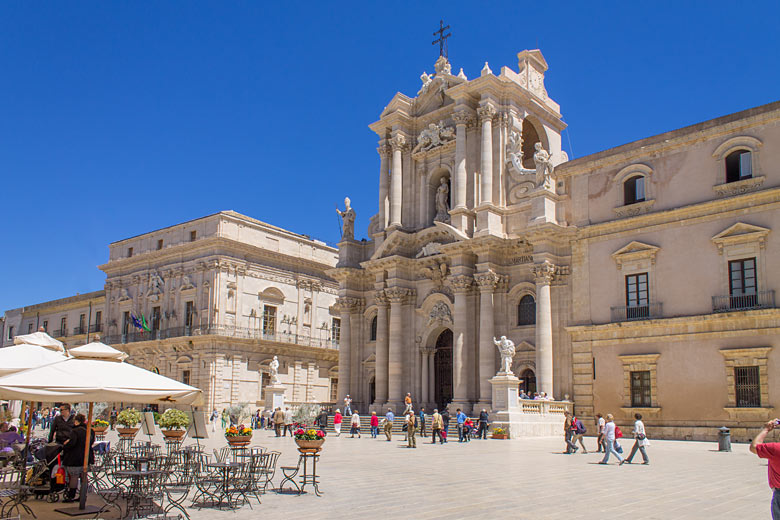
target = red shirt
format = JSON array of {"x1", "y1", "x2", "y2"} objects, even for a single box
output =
[
  {"x1": 334, "y1": 413, "x2": 342, "y2": 424},
  {"x1": 370, "y1": 415, "x2": 379, "y2": 427},
  {"x1": 756, "y1": 442, "x2": 780, "y2": 488}
]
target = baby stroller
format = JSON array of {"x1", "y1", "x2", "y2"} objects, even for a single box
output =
[{"x1": 29, "y1": 443, "x2": 66, "y2": 502}]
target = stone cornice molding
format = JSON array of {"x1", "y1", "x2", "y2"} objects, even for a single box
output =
[
  {"x1": 712, "y1": 135, "x2": 763, "y2": 159},
  {"x1": 611, "y1": 241, "x2": 660, "y2": 270},
  {"x1": 532, "y1": 261, "x2": 556, "y2": 284},
  {"x1": 384, "y1": 287, "x2": 415, "y2": 304},
  {"x1": 711, "y1": 222, "x2": 770, "y2": 254},
  {"x1": 448, "y1": 274, "x2": 474, "y2": 294},
  {"x1": 474, "y1": 270, "x2": 501, "y2": 292},
  {"x1": 334, "y1": 297, "x2": 364, "y2": 313}
]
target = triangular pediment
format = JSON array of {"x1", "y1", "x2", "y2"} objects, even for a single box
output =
[
  {"x1": 711, "y1": 222, "x2": 770, "y2": 252},
  {"x1": 611, "y1": 241, "x2": 660, "y2": 269},
  {"x1": 380, "y1": 93, "x2": 413, "y2": 117},
  {"x1": 516, "y1": 340, "x2": 535, "y2": 352}
]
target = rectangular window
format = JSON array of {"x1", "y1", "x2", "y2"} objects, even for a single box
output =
[
  {"x1": 60, "y1": 317, "x2": 67, "y2": 336},
  {"x1": 151, "y1": 306, "x2": 161, "y2": 331},
  {"x1": 729, "y1": 258, "x2": 757, "y2": 309},
  {"x1": 78, "y1": 314, "x2": 86, "y2": 333},
  {"x1": 7, "y1": 326, "x2": 13, "y2": 340},
  {"x1": 94, "y1": 311, "x2": 102, "y2": 332},
  {"x1": 331, "y1": 318, "x2": 341, "y2": 344},
  {"x1": 182, "y1": 370, "x2": 191, "y2": 386},
  {"x1": 28, "y1": 323, "x2": 33, "y2": 334},
  {"x1": 190, "y1": 231, "x2": 197, "y2": 242},
  {"x1": 330, "y1": 378, "x2": 338, "y2": 401},
  {"x1": 185, "y1": 301, "x2": 194, "y2": 328},
  {"x1": 122, "y1": 312, "x2": 130, "y2": 335},
  {"x1": 157, "y1": 239, "x2": 163, "y2": 250},
  {"x1": 262, "y1": 305, "x2": 277, "y2": 336},
  {"x1": 630, "y1": 370, "x2": 652, "y2": 407},
  {"x1": 625, "y1": 273, "x2": 649, "y2": 319},
  {"x1": 740, "y1": 152, "x2": 753, "y2": 179},
  {"x1": 260, "y1": 372, "x2": 270, "y2": 399},
  {"x1": 42, "y1": 321, "x2": 48, "y2": 333},
  {"x1": 127, "y1": 247, "x2": 133, "y2": 257},
  {"x1": 735, "y1": 366, "x2": 760, "y2": 407}
]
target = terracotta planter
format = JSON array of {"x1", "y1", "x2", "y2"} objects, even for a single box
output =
[
  {"x1": 117, "y1": 427, "x2": 139, "y2": 438},
  {"x1": 162, "y1": 429, "x2": 186, "y2": 440},
  {"x1": 492, "y1": 434, "x2": 508, "y2": 440},
  {"x1": 92, "y1": 426, "x2": 108, "y2": 434},
  {"x1": 226, "y1": 435, "x2": 252, "y2": 446},
  {"x1": 295, "y1": 438, "x2": 325, "y2": 450}
]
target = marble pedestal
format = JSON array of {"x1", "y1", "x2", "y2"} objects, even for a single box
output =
[
  {"x1": 528, "y1": 187, "x2": 561, "y2": 226},
  {"x1": 263, "y1": 385, "x2": 286, "y2": 411},
  {"x1": 489, "y1": 372, "x2": 565, "y2": 439}
]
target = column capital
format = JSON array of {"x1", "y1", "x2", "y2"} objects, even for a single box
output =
[
  {"x1": 335, "y1": 297, "x2": 364, "y2": 313},
  {"x1": 452, "y1": 110, "x2": 473, "y2": 126},
  {"x1": 477, "y1": 104, "x2": 497, "y2": 121},
  {"x1": 377, "y1": 142, "x2": 392, "y2": 158},
  {"x1": 375, "y1": 290, "x2": 390, "y2": 307},
  {"x1": 532, "y1": 261, "x2": 556, "y2": 284},
  {"x1": 419, "y1": 344, "x2": 436, "y2": 355},
  {"x1": 448, "y1": 274, "x2": 474, "y2": 294},
  {"x1": 474, "y1": 270, "x2": 500, "y2": 292},
  {"x1": 389, "y1": 133, "x2": 408, "y2": 151},
  {"x1": 385, "y1": 287, "x2": 415, "y2": 304}
]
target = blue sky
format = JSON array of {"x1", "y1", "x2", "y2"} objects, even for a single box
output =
[{"x1": 1, "y1": 1, "x2": 778, "y2": 311}]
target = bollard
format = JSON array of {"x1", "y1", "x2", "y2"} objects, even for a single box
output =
[{"x1": 718, "y1": 426, "x2": 731, "y2": 452}]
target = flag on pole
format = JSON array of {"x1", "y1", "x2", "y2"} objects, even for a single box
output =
[
  {"x1": 131, "y1": 314, "x2": 144, "y2": 331},
  {"x1": 141, "y1": 314, "x2": 151, "y2": 332}
]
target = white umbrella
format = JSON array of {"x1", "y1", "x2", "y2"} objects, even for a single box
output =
[
  {"x1": 13, "y1": 330, "x2": 65, "y2": 351},
  {"x1": 0, "y1": 344, "x2": 69, "y2": 377}
]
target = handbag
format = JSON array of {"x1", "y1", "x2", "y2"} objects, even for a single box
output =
[
  {"x1": 636, "y1": 433, "x2": 646, "y2": 440},
  {"x1": 55, "y1": 454, "x2": 66, "y2": 485}
]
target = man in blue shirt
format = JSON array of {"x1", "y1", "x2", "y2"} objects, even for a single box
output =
[
  {"x1": 384, "y1": 408, "x2": 395, "y2": 441},
  {"x1": 456, "y1": 408, "x2": 467, "y2": 442}
]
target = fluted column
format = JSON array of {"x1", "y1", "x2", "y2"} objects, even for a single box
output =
[
  {"x1": 336, "y1": 297, "x2": 358, "y2": 402},
  {"x1": 478, "y1": 104, "x2": 496, "y2": 205},
  {"x1": 389, "y1": 134, "x2": 406, "y2": 228},
  {"x1": 450, "y1": 275, "x2": 473, "y2": 405},
  {"x1": 420, "y1": 346, "x2": 431, "y2": 405},
  {"x1": 475, "y1": 270, "x2": 500, "y2": 406},
  {"x1": 533, "y1": 261, "x2": 556, "y2": 396},
  {"x1": 377, "y1": 142, "x2": 391, "y2": 230},
  {"x1": 452, "y1": 111, "x2": 470, "y2": 209},
  {"x1": 374, "y1": 291, "x2": 389, "y2": 405},
  {"x1": 386, "y1": 287, "x2": 413, "y2": 406}
]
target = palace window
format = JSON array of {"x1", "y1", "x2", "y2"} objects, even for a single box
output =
[
  {"x1": 190, "y1": 231, "x2": 197, "y2": 242},
  {"x1": 27, "y1": 323, "x2": 33, "y2": 334},
  {"x1": 262, "y1": 305, "x2": 277, "y2": 336},
  {"x1": 185, "y1": 301, "x2": 194, "y2": 328},
  {"x1": 625, "y1": 273, "x2": 649, "y2": 319},
  {"x1": 517, "y1": 295, "x2": 536, "y2": 326},
  {"x1": 735, "y1": 365, "x2": 760, "y2": 407},
  {"x1": 260, "y1": 372, "x2": 270, "y2": 399},
  {"x1": 78, "y1": 314, "x2": 86, "y2": 334},
  {"x1": 330, "y1": 378, "x2": 338, "y2": 401},
  {"x1": 127, "y1": 247, "x2": 133, "y2": 257},
  {"x1": 94, "y1": 311, "x2": 102, "y2": 332},
  {"x1": 151, "y1": 306, "x2": 161, "y2": 331},
  {"x1": 122, "y1": 312, "x2": 130, "y2": 335},
  {"x1": 630, "y1": 370, "x2": 652, "y2": 407},
  {"x1": 42, "y1": 321, "x2": 48, "y2": 333},
  {"x1": 182, "y1": 370, "x2": 191, "y2": 386},
  {"x1": 60, "y1": 317, "x2": 67, "y2": 336},
  {"x1": 725, "y1": 150, "x2": 752, "y2": 183},
  {"x1": 157, "y1": 239, "x2": 163, "y2": 250},
  {"x1": 331, "y1": 318, "x2": 341, "y2": 344},
  {"x1": 7, "y1": 326, "x2": 13, "y2": 341},
  {"x1": 624, "y1": 175, "x2": 646, "y2": 205},
  {"x1": 370, "y1": 316, "x2": 377, "y2": 341},
  {"x1": 729, "y1": 258, "x2": 757, "y2": 309}
]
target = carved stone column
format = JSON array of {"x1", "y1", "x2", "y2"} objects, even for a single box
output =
[
  {"x1": 420, "y1": 345, "x2": 435, "y2": 405},
  {"x1": 389, "y1": 134, "x2": 406, "y2": 228},
  {"x1": 374, "y1": 291, "x2": 389, "y2": 406},
  {"x1": 533, "y1": 261, "x2": 556, "y2": 397},
  {"x1": 478, "y1": 104, "x2": 497, "y2": 205},
  {"x1": 386, "y1": 287, "x2": 413, "y2": 408},
  {"x1": 335, "y1": 297, "x2": 359, "y2": 403},
  {"x1": 377, "y1": 142, "x2": 391, "y2": 230},
  {"x1": 450, "y1": 275, "x2": 473, "y2": 408},
  {"x1": 475, "y1": 270, "x2": 500, "y2": 408},
  {"x1": 452, "y1": 111, "x2": 470, "y2": 210}
]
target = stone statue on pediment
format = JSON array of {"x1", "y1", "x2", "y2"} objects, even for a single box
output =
[
  {"x1": 336, "y1": 197, "x2": 356, "y2": 240},
  {"x1": 493, "y1": 336, "x2": 516, "y2": 374},
  {"x1": 533, "y1": 143, "x2": 555, "y2": 190},
  {"x1": 118, "y1": 288, "x2": 131, "y2": 301},
  {"x1": 434, "y1": 177, "x2": 450, "y2": 223},
  {"x1": 418, "y1": 71, "x2": 433, "y2": 95}
]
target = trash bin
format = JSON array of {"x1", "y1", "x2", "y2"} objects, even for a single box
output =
[{"x1": 718, "y1": 426, "x2": 731, "y2": 452}]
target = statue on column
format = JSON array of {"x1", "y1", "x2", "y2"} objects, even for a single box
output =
[
  {"x1": 533, "y1": 143, "x2": 555, "y2": 190},
  {"x1": 434, "y1": 177, "x2": 450, "y2": 223},
  {"x1": 336, "y1": 197, "x2": 356, "y2": 240},
  {"x1": 493, "y1": 336, "x2": 516, "y2": 374},
  {"x1": 269, "y1": 355, "x2": 281, "y2": 385}
]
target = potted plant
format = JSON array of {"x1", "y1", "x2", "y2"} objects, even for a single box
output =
[
  {"x1": 158, "y1": 408, "x2": 189, "y2": 440},
  {"x1": 293, "y1": 425, "x2": 326, "y2": 450},
  {"x1": 116, "y1": 408, "x2": 142, "y2": 438},
  {"x1": 225, "y1": 424, "x2": 253, "y2": 446},
  {"x1": 91, "y1": 419, "x2": 109, "y2": 434},
  {"x1": 491, "y1": 427, "x2": 508, "y2": 439}
]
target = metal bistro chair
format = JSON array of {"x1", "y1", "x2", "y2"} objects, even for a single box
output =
[
  {"x1": 161, "y1": 458, "x2": 198, "y2": 520},
  {"x1": 259, "y1": 451, "x2": 281, "y2": 494},
  {"x1": 191, "y1": 453, "x2": 220, "y2": 509},
  {"x1": 212, "y1": 446, "x2": 231, "y2": 464},
  {"x1": 90, "y1": 452, "x2": 124, "y2": 520},
  {"x1": 229, "y1": 453, "x2": 262, "y2": 508},
  {"x1": 0, "y1": 466, "x2": 34, "y2": 519}
]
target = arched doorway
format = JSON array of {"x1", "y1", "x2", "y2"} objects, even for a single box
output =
[
  {"x1": 520, "y1": 368, "x2": 536, "y2": 396},
  {"x1": 434, "y1": 329, "x2": 453, "y2": 409}
]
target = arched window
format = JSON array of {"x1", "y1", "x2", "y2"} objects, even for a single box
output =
[
  {"x1": 624, "y1": 175, "x2": 646, "y2": 205},
  {"x1": 517, "y1": 295, "x2": 536, "y2": 326},
  {"x1": 725, "y1": 150, "x2": 752, "y2": 183},
  {"x1": 369, "y1": 315, "x2": 377, "y2": 341}
]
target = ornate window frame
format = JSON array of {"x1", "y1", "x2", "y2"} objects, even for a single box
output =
[
  {"x1": 611, "y1": 241, "x2": 660, "y2": 311},
  {"x1": 711, "y1": 222, "x2": 770, "y2": 296},
  {"x1": 611, "y1": 164, "x2": 656, "y2": 218},
  {"x1": 618, "y1": 353, "x2": 661, "y2": 417},
  {"x1": 712, "y1": 135, "x2": 764, "y2": 195},
  {"x1": 508, "y1": 282, "x2": 536, "y2": 330},
  {"x1": 720, "y1": 347, "x2": 773, "y2": 419}
]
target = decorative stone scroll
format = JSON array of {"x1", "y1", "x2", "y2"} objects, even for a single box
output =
[{"x1": 427, "y1": 301, "x2": 453, "y2": 327}]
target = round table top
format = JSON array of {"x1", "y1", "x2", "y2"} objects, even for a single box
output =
[
  {"x1": 207, "y1": 462, "x2": 243, "y2": 469},
  {"x1": 115, "y1": 469, "x2": 165, "y2": 477}
]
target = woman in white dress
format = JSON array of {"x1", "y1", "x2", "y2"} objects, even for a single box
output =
[
  {"x1": 350, "y1": 410, "x2": 361, "y2": 438},
  {"x1": 622, "y1": 412, "x2": 650, "y2": 465}
]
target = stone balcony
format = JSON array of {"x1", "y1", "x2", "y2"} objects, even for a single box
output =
[
  {"x1": 610, "y1": 302, "x2": 663, "y2": 322},
  {"x1": 712, "y1": 290, "x2": 775, "y2": 313},
  {"x1": 103, "y1": 325, "x2": 339, "y2": 350}
]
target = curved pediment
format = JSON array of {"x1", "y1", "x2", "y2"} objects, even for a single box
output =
[{"x1": 371, "y1": 224, "x2": 463, "y2": 261}]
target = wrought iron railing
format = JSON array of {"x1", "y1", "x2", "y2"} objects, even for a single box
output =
[
  {"x1": 103, "y1": 324, "x2": 339, "y2": 350},
  {"x1": 712, "y1": 290, "x2": 775, "y2": 312},
  {"x1": 72, "y1": 326, "x2": 86, "y2": 335},
  {"x1": 610, "y1": 302, "x2": 663, "y2": 322},
  {"x1": 88, "y1": 323, "x2": 102, "y2": 333},
  {"x1": 53, "y1": 329, "x2": 67, "y2": 338}
]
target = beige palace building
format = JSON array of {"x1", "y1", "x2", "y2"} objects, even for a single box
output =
[{"x1": 333, "y1": 50, "x2": 780, "y2": 440}]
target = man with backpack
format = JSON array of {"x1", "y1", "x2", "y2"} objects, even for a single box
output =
[{"x1": 570, "y1": 415, "x2": 588, "y2": 453}]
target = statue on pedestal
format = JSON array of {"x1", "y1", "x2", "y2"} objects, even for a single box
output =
[
  {"x1": 434, "y1": 177, "x2": 450, "y2": 223},
  {"x1": 533, "y1": 143, "x2": 555, "y2": 190},
  {"x1": 269, "y1": 355, "x2": 281, "y2": 385},
  {"x1": 493, "y1": 336, "x2": 516, "y2": 374},
  {"x1": 336, "y1": 197, "x2": 356, "y2": 240}
]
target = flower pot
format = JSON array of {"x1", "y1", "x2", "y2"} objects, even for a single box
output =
[
  {"x1": 295, "y1": 438, "x2": 325, "y2": 450},
  {"x1": 117, "y1": 427, "x2": 139, "y2": 438},
  {"x1": 492, "y1": 434, "x2": 508, "y2": 439},
  {"x1": 226, "y1": 435, "x2": 252, "y2": 447},
  {"x1": 162, "y1": 429, "x2": 186, "y2": 440},
  {"x1": 92, "y1": 426, "x2": 108, "y2": 434}
]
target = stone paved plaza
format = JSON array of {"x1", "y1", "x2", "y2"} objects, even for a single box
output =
[{"x1": 21, "y1": 427, "x2": 774, "y2": 519}]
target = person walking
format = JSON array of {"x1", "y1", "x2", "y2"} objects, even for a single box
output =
[
  {"x1": 456, "y1": 408, "x2": 467, "y2": 442},
  {"x1": 316, "y1": 409, "x2": 328, "y2": 432},
  {"x1": 563, "y1": 411, "x2": 575, "y2": 453},
  {"x1": 273, "y1": 407, "x2": 284, "y2": 437},
  {"x1": 350, "y1": 410, "x2": 361, "y2": 438},
  {"x1": 750, "y1": 418, "x2": 780, "y2": 519},
  {"x1": 61, "y1": 413, "x2": 94, "y2": 503},
  {"x1": 383, "y1": 408, "x2": 394, "y2": 441},
  {"x1": 370, "y1": 412, "x2": 379, "y2": 438},
  {"x1": 431, "y1": 409, "x2": 444, "y2": 444},
  {"x1": 596, "y1": 413, "x2": 606, "y2": 452},
  {"x1": 221, "y1": 409, "x2": 228, "y2": 429},
  {"x1": 418, "y1": 408, "x2": 426, "y2": 438},
  {"x1": 478, "y1": 409, "x2": 489, "y2": 440},
  {"x1": 570, "y1": 415, "x2": 588, "y2": 453},
  {"x1": 403, "y1": 393, "x2": 413, "y2": 414},
  {"x1": 109, "y1": 407, "x2": 117, "y2": 431},
  {"x1": 406, "y1": 411, "x2": 417, "y2": 448},
  {"x1": 623, "y1": 413, "x2": 649, "y2": 465},
  {"x1": 334, "y1": 409, "x2": 343, "y2": 436},
  {"x1": 599, "y1": 414, "x2": 624, "y2": 465},
  {"x1": 284, "y1": 407, "x2": 294, "y2": 436},
  {"x1": 442, "y1": 408, "x2": 450, "y2": 442},
  {"x1": 344, "y1": 395, "x2": 353, "y2": 416}
]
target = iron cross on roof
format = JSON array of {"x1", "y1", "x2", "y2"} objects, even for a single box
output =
[{"x1": 432, "y1": 20, "x2": 451, "y2": 58}]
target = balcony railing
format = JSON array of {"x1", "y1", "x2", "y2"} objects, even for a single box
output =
[
  {"x1": 610, "y1": 302, "x2": 663, "y2": 322},
  {"x1": 53, "y1": 329, "x2": 67, "y2": 338},
  {"x1": 88, "y1": 323, "x2": 102, "y2": 333},
  {"x1": 103, "y1": 324, "x2": 340, "y2": 350},
  {"x1": 73, "y1": 326, "x2": 86, "y2": 335},
  {"x1": 713, "y1": 290, "x2": 775, "y2": 312}
]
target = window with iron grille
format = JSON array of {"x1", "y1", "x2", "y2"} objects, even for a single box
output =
[
  {"x1": 262, "y1": 305, "x2": 276, "y2": 335},
  {"x1": 260, "y1": 372, "x2": 270, "y2": 399},
  {"x1": 517, "y1": 295, "x2": 536, "y2": 326},
  {"x1": 331, "y1": 318, "x2": 341, "y2": 343},
  {"x1": 735, "y1": 366, "x2": 761, "y2": 407},
  {"x1": 122, "y1": 312, "x2": 130, "y2": 335},
  {"x1": 630, "y1": 370, "x2": 652, "y2": 407}
]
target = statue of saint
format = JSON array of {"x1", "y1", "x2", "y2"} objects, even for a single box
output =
[
  {"x1": 533, "y1": 142, "x2": 555, "y2": 190},
  {"x1": 493, "y1": 336, "x2": 517, "y2": 374},
  {"x1": 336, "y1": 197, "x2": 356, "y2": 240},
  {"x1": 269, "y1": 355, "x2": 281, "y2": 385},
  {"x1": 434, "y1": 177, "x2": 450, "y2": 222}
]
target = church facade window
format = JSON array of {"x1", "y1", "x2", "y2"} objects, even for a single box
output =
[
  {"x1": 369, "y1": 315, "x2": 377, "y2": 341},
  {"x1": 624, "y1": 175, "x2": 646, "y2": 205},
  {"x1": 725, "y1": 150, "x2": 752, "y2": 183},
  {"x1": 517, "y1": 295, "x2": 536, "y2": 326}
]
